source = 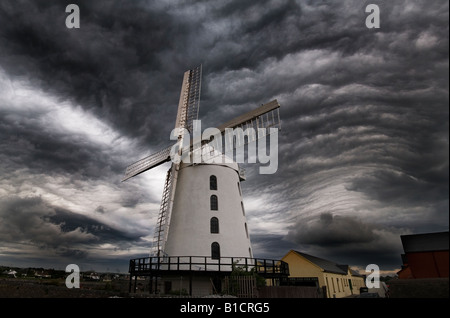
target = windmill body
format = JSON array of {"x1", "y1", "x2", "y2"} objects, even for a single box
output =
[{"x1": 164, "y1": 159, "x2": 253, "y2": 259}]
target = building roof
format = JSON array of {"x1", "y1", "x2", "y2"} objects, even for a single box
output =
[
  {"x1": 292, "y1": 250, "x2": 349, "y2": 275},
  {"x1": 349, "y1": 268, "x2": 364, "y2": 277},
  {"x1": 401, "y1": 231, "x2": 449, "y2": 253}
]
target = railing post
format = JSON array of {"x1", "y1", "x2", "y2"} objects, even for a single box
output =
[
  {"x1": 128, "y1": 259, "x2": 134, "y2": 293},
  {"x1": 129, "y1": 259, "x2": 133, "y2": 275}
]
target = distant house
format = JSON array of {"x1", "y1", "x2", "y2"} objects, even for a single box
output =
[
  {"x1": 3, "y1": 270, "x2": 17, "y2": 278},
  {"x1": 85, "y1": 272, "x2": 100, "y2": 281},
  {"x1": 281, "y1": 250, "x2": 365, "y2": 298},
  {"x1": 397, "y1": 231, "x2": 449, "y2": 279},
  {"x1": 34, "y1": 270, "x2": 52, "y2": 279}
]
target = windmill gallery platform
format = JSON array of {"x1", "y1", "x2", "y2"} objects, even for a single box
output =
[{"x1": 128, "y1": 256, "x2": 289, "y2": 295}]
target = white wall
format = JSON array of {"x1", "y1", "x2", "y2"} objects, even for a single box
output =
[{"x1": 164, "y1": 161, "x2": 253, "y2": 259}]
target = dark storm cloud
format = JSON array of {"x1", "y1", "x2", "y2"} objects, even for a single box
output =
[
  {"x1": 0, "y1": 0, "x2": 181, "y2": 145},
  {"x1": 288, "y1": 213, "x2": 377, "y2": 247},
  {"x1": 0, "y1": 195, "x2": 151, "y2": 269},
  {"x1": 0, "y1": 0, "x2": 448, "y2": 272},
  {"x1": 0, "y1": 196, "x2": 96, "y2": 249},
  {"x1": 0, "y1": 196, "x2": 144, "y2": 248},
  {"x1": 249, "y1": 233, "x2": 298, "y2": 260},
  {"x1": 0, "y1": 114, "x2": 117, "y2": 180},
  {"x1": 286, "y1": 213, "x2": 405, "y2": 269},
  {"x1": 49, "y1": 207, "x2": 144, "y2": 243}
]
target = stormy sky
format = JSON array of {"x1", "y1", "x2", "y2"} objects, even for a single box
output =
[{"x1": 0, "y1": 0, "x2": 448, "y2": 274}]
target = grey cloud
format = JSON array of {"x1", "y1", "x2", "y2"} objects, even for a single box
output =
[
  {"x1": 0, "y1": 99, "x2": 125, "y2": 182},
  {"x1": 48, "y1": 208, "x2": 145, "y2": 243},
  {"x1": 250, "y1": 233, "x2": 298, "y2": 260},
  {"x1": 347, "y1": 169, "x2": 448, "y2": 206},
  {"x1": 0, "y1": 0, "x2": 179, "y2": 146},
  {"x1": 286, "y1": 212, "x2": 405, "y2": 268},
  {"x1": 0, "y1": 196, "x2": 96, "y2": 247},
  {"x1": 0, "y1": 196, "x2": 146, "y2": 254},
  {"x1": 288, "y1": 212, "x2": 377, "y2": 247},
  {"x1": 54, "y1": 247, "x2": 88, "y2": 259}
]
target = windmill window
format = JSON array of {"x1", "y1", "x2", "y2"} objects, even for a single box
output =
[
  {"x1": 210, "y1": 217, "x2": 219, "y2": 233},
  {"x1": 210, "y1": 195, "x2": 218, "y2": 210},
  {"x1": 211, "y1": 242, "x2": 220, "y2": 260},
  {"x1": 210, "y1": 175, "x2": 217, "y2": 190}
]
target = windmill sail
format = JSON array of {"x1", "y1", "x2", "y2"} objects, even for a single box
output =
[
  {"x1": 174, "y1": 65, "x2": 202, "y2": 133},
  {"x1": 122, "y1": 145, "x2": 172, "y2": 182},
  {"x1": 151, "y1": 65, "x2": 202, "y2": 256},
  {"x1": 150, "y1": 166, "x2": 174, "y2": 257},
  {"x1": 188, "y1": 100, "x2": 281, "y2": 163},
  {"x1": 121, "y1": 65, "x2": 202, "y2": 182},
  {"x1": 217, "y1": 99, "x2": 280, "y2": 132}
]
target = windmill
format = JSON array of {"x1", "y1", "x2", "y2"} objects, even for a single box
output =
[{"x1": 122, "y1": 65, "x2": 281, "y2": 261}]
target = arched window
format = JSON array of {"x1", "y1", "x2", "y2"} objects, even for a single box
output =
[
  {"x1": 211, "y1": 242, "x2": 220, "y2": 260},
  {"x1": 210, "y1": 195, "x2": 218, "y2": 210},
  {"x1": 210, "y1": 217, "x2": 219, "y2": 233},
  {"x1": 210, "y1": 175, "x2": 217, "y2": 190}
]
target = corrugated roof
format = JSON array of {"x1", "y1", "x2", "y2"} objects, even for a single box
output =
[
  {"x1": 292, "y1": 250, "x2": 348, "y2": 275},
  {"x1": 401, "y1": 231, "x2": 449, "y2": 253}
]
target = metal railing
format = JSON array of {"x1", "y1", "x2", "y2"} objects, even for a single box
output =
[{"x1": 129, "y1": 256, "x2": 289, "y2": 277}]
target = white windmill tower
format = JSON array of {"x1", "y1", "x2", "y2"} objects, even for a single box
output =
[{"x1": 123, "y1": 65, "x2": 281, "y2": 270}]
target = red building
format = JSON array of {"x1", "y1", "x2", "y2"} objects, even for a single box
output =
[{"x1": 397, "y1": 231, "x2": 449, "y2": 279}]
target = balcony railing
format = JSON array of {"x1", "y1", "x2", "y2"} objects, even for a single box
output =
[{"x1": 129, "y1": 255, "x2": 289, "y2": 278}]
